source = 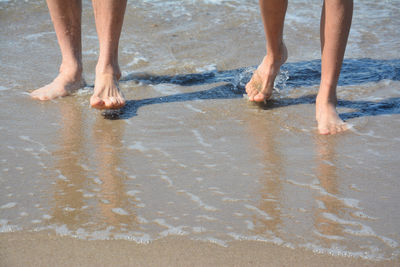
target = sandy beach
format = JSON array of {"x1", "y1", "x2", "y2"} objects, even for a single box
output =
[
  {"x1": 1, "y1": 0, "x2": 400, "y2": 266},
  {"x1": 2, "y1": 232, "x2": 399, "y2": 266}
]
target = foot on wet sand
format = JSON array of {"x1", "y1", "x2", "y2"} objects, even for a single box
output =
[
  {"x1": 245, "y1": 43, "x2": 288, "y2": 103},
  {"x1": 30, "y1": 73, "x2": 84, "y2": 100},
  {"x1": 90, "y1": 73, "x2": 125, "y2": 110},
  {"x1": 316, "y1": 100, "x2": 348, "y2": 135}
]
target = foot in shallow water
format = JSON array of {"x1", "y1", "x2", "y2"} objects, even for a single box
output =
[
  {"x1": 90, "y1": 72, "x2": 125, "y2": 110},
  {"x1": 245, "y1": 43, "x2": 288, "y2": 103},
  {"x1": 316, "y1": 99, "x2": 348, "y2": 135},
  {"x1": 30, "y1": 72, "x2": 84, "y2": 100}
]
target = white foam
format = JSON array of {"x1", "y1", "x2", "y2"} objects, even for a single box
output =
[
  {"x1": 93, "y1": 178, "x2": 103, "y2": 185},
  {"x1": 151, "y1": 84, "x2": 181, "y2": 95},
  {"x1": 160, "y1": 175, "x2": 173, "y2": 187},
  {"x1": 113, "y1": 233, "x2": 152, "y2": 244},
  {"x1": 195, "y1": 236, "x2": 228, "y2": 247},
  {"x1": 126, "y1": 190, "x2": 141, "y2": 197},
  {"x1": 57, "y1": 173, "x2": 68, "y2": 181},
  {"x1": 351, "y1": 211, "x2": 377, "y2": 220},
  {"x1": 137, "y1": 216, "x2": 149, "y2": 224},
  {"x1": 300, "y1": 242, "x2": 377, "y2": 260},
  {"x1": 195, "y1": 64, "x2": 217, "y2": 73},
  {"x1": 111, "y1": 208, "x2": 129, "y2": 216},
  {"x1": 126, "y1": 55, "x2": 148, "y2": 67},
  {"x1": 245, "y1": 220, "x2": 255, "y2": 230},
  {"x1": 160, "y1": 226, "x2": 188, "y2": 237},
  {"x1": 83, "y1": 193, "x2": 95, "y2": 198},
  {"x1": 19, "y1": 136, "x2": 50, "y2": 154},
  {"x1": 128, "y1": 141, "x2": 148, "y2": 152},
  {"x1": 24, "y1": 31, "x2": 54, "y2": 41},
  {"x1": 379, "y1": 236, "x2": 399, "y2": 249},
  {"x1": 192, "y1": 226, "x2": 206, "y2": 233},
  {"x1": 321, "y1": 212, "x2": 398, "y2": 249},
  {"x1": 55, "y1": 225, "x2": 72, "y2": 236},
  {"x1": 178, "y1": 190, "x2": 218, "y2": 211},
  {"x1": 244, "y1": 204, "x2": 272, "y2": 220},
  {"x1": 79, "y1": 163, "x2": 91, "y2": 171},
  {"x1": 204, "y1": 164, "x2": 217, "y2": 168},
  {"x1": 286, "y1": 179, "x2": 362, "y2": 209},
  {"x1": 191, "y1": 129, "x2": 212, "y2": 148},
  {"x1": 222, "y1": 197, "x2": 244, "y2": 202},
  {"x1": 0, "y1": 202, "x2": 17, "y2": 209},
  {"x1": 64, "y1": 207, "x2": 76, "y2": 212},
  {"x1": 184, "y1": 103, "x2": 205, "y2": 113},
  {"x1": 196, "y1": 215, "x2": 217, "y2": 221},
  {"x1": 313, "y1": 230, "x2": 345, "y2": 240},
  {"x1": 228, "y1": 232, "x2": 284, "y2": 246},
  {"x1": 154, "y1": 218, "x2": 188, "y2": 237},
  {"x1": 76, "y1": 87, "x2": 92, "y2": 96},
  {"x1": 0, "y1": 219, "x2": 21, "y2": 232}
]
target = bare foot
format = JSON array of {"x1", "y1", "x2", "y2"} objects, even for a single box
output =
[
  {"x1": 316, "y1": 99, "x2": 347, "y2": 135},
  {"x1": 245, "y1": 43, "x2": 288, "y2": 103},
  {"x1": 30, "y1": 73, "x2": 84, "y2": 100},
  {"x1": 90, "y1": 73, "x2": 125, "y2": 110}
]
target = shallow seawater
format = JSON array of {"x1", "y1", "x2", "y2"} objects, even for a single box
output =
[{"x1": 1, "y1": 0, "x2": 400, "y2": 261}]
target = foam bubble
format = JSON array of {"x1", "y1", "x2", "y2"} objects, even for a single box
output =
[
  {"x1": 126, "y1": 190, "x2": 141, "y2": 197},
  {"x1": 111, "y1": 208, "x2": 129, "y2": 216},
  {"x1": 0, "y1": 202, "x2": 17, "y2": 209},
  {"x1": 128, "y1": 141, "x2": 148, "y2": 152},
  {"x1": 192, "y1": 130, "x2": 212, "y2": 148},
  {"x1": 178, "y1": 190, "x2": 218, "y2": 211},
  {"x1": 244, "y1": 204, "x2": 272, "y2": 220}
]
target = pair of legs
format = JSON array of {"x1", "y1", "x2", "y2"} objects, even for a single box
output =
[
  {"x1": 246, "y1": 0, "x2": 353, "y2": 135},
  {"x1": 30, "y1": 0, "x2": 127, "y2": 110}
]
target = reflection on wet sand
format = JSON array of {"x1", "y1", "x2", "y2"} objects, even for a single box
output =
[
  {"x1": 50, "y1": 100, "x2": 90, "y2": 229},
  {"x1": 244, "y1": 111, "x2": 283, "y2": 238},
  {"x1": 92, "y1": 116, "x2": 138, "y2": 229},
  {"x1": 49, "y1": 100, "x2": 138, "y2": 234},
  {"x1": 312, "y1": 136, "x2": 346, "y2": 243}
]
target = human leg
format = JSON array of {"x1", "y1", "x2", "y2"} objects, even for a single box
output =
[
  {"x1": 90, "y1": 0, "x2": 127, "y2": 110},
  {"x1": 245, "y1": 0, "x2": 288, "y2": 103},
  {"x1": 316, "y1": 0, "x2": 353, "y2": 134},
  {"x1": 30, "y1": 0, "x2": 84, "y2": 100}
]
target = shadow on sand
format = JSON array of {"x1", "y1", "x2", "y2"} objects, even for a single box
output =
[{"x1": 103, "y1": 58, "x2": 400, "y2": 120}]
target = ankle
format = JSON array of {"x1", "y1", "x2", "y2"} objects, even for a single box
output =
[
  {"x1": 263, "y1": 54, "x2": 284, "y2": 67},
  {"x1": 265, "y1": 42, "x2": 287, "y2": 63},
  {"x1": 317, "y1": 85, "x2": 338, "y2": 105},
  {"x1": 95, "y1": 63, "x2": 121, "y2": 80},
  {"x1": 316, "y1": 96, "x2": 337, "y2": 107},
  {"x1": 59, "y1": 62, "x2": 83, "y2": 80}
]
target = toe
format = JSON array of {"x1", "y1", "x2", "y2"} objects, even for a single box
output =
[
  {"x1": 253, "y1": 92, "x2": 268, "y2": 103},
  {"x1": 318, "y1": 128, "x2": 330, "y2": 135},
  {"x1": 247, "y1": 88, "x2": 258, "y2": 101},
  {"x1": 245, "y1": 83, "x2": 252, "y2": 95},
  {"x1": 317, "y1": 124, "x2": 330, "y2": 135},
  {"x1": 118, "y1": 97, "x2": 126, "y2": 108},
  {"x1": 337, "y1": 123, "x2": 347, "y2": 133},
  {"x1": 103, "y1": 97, "x2": 115, "y2": 109},
  {"x1": 90, "y1": 96, "x2": 105, "y2": 109},
  {"x1": 39, "y1": 95, "x2": 49, "y2": 101}
]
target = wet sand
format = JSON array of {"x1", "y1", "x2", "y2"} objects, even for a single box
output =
[
  {"x1": 1, "y1": 0, "x2": 400, "y2": 266},
  {"x1": 2, "y1": 232, "x2": 398, "y2": 267}
]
